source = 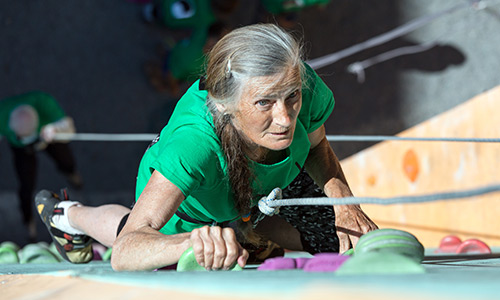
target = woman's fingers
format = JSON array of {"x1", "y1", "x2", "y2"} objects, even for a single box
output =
[
  {"x1": 198, "y1": 226, "x2": 216, "y2": 270},
  {"x1": 209, "y1": 226, "x2": 226, "y2": 270},
  {"x1": 334, "y1": 204, "x2": 379, "y2": 253},
  {"x1": 237, "y1": 246, "x2": 249, "y2": 268},
  {"x1": 190, "y1": 227, "x2": 207, "y2": 268},
  {"x1": 190, "y1": 226, "x2": 245, "y2": 270},
  {"x1": 221, "y1": 228, "x2": 243, "y2": 270},
  {"x1": 336, "y1": 230, "x2": 351, "y2": 254},
  {"x1": 348, "y1": 230, "x2": 361, "y2": 250}
]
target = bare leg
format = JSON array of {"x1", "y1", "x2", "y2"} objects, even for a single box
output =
[{"x1": 68, "y1": 204, "x2": 130, "y2": 247}]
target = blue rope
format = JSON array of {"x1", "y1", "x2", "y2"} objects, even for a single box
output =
[
  {"x1": 268, "y1": 184, "x2": 500, "y2": 207},
  {"x1": 326, "y1": 135, "x2": 500, "y2": 143},
  {"x1": 306, "y1": 1, "x2": 482, "y2": 70}
]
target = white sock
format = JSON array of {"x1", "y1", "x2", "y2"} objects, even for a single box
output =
[{"x1": 51, "y1": 201, "x2": 86, "y2": 235}]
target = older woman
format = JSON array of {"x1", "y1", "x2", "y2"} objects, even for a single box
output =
[{"x1": 36, "y1": 23, "x2": 377, "y2": 271}]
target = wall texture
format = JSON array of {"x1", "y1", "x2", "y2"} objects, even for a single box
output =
[{"x1": 1, "y1": 0, "x2": 499, "y2": 245}]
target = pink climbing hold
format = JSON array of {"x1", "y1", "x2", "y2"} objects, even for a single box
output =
[
  {"x1": 303, "y1": 253, "x2": 350, "y2": 272},
  {"x1": 294, "y1": 257, "x2": 310, "y2": 269},
  {"x1": 435, "y1": 235, "x2": 462, "y2": 253},
  {"x1": 456, "y1": 239, "x2": 491, "y2": 254},
  {"x1": 435, "y1": 236, "x2": 491, "y2": 254},
  {"x1": 257, "y1": 257, "x2": 296, "y2": 270},
  {"x1": 92, "y1": 243, "x2": 108, "y2": 261}
]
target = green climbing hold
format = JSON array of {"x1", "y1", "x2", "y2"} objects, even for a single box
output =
[
  {"x1": 19, "y1": 243, "x2": 61, "y2": 264},
  {"x1": 355, "y1": 228, "x2": 424, "y2": 263},
  {"x1": 336, "y1": 251, "x2": 426, "y2": 275},
  {"x1": 1, "y1": 241, "x2": 20, "y2": 252},
  {"x1": 357, "y1": 229, "x2": 420, "y2": 246},
  {"x1": 48, "y1": 242, "x2": 64, "y2": 261},
  {"x1": 102, "y1": 247, "x2": 113, "y2": 262},
  {"x1": 176, "y1": 247, "x2": 243, "y2": 272},
  {"x1": 0, "y1": 242, "x2": 20, "y2": 264},
  {"x1": 342, "y1": 248, "x2": 354, "y2": 256}
]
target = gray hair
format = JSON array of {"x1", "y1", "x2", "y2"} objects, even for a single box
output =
[
  {"x1": 203, "y1": 24, "x2": 305, "y2": 245},
  {"x1": 9, "y1": 105, "x2": 39, "y2": 137},
  {"x1": 205, "y1": 23, "x2": 304, "y2": 112}
]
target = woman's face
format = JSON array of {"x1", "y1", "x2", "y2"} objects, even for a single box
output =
[{"x1": 232, "y1": 67, "x2": 302, "y2": 154}]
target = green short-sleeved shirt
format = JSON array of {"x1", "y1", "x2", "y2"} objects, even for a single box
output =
[
  {"x1": 261, "y1": 0, "x2": 331, "y2": 14},
  {"x1": 135, "y1": 64, "x2": 335, "y2": 235},
  {"x1": 158, "y1": 0, "x2": 215, "y2": 29},
  {"x1": 0, "y1": 91, "x2": 66, "y2": 148},
  {"x1": 169, "y1": 28, "x2": 207, "y2": 81}
]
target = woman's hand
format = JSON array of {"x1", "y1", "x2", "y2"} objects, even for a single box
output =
[
  {"x1": 190, "y1": 226, "x2": 249, "y2": 270},
  {"x1": 334, "y1": 204, "x2": 378, "y2": 253},
  {"x1": 305, "y1": 127, "x2": 378, "y2": 253}
]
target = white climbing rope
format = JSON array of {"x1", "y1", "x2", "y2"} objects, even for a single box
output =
[
  {"x1": 261, "y1": 183, "x2": 500, "y2": 209},
  {"x1": 54, "y1": 133, "x2": 500, "y2": 143},
  {"x1": 54, "y1": 133, "x2": 158, "y2": 142},
  {"x1": 258, "y1": 187, "x2": 282, "y2": 216}
]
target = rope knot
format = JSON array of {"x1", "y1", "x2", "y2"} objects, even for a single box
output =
[{"x1": 258, "y1": 187, "x2": 282, "y2": 216}]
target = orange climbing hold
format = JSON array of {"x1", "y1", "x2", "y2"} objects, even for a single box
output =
[
  {"x1": 366, "y1": 174, "x2": 377, "y2": 186},
  {"x1": 402, "y1": 149, "x2": 419, "y2": 182}
]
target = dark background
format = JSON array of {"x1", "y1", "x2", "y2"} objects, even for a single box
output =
[{"x1": 1, "y1": 0, "x2": 499, "y2": 245}]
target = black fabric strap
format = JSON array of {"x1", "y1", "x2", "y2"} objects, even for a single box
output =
[
  {"x1": 198, "y1": 77, "x2": 206, "y2": 90},
  {"x1": 116, "y1": 213, "x2": 130, "y2": 237},
  {"x1": 175, "y1": 210, "x2": 231, "y2": 228},
  {"x1": 50, "y1": 227, "x2": 92, "y2": 249}
]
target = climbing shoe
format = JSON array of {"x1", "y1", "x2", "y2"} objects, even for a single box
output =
[{"x1": 35, "y1": 189, "x2": 93, "y2": 263}]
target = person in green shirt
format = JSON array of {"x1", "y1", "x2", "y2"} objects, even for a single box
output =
[
  {"x1": 261, "y1": 0, "x2": 331, "y2": 14},
  {"x1": 0, "y1": 91, "x2": 82, "y2": 241},
  {"x1": 142, "y1": 1, "x2": 238, "y2": 94},
  {"x1": 259, "y1": 0, "x2": 332, "y2": 29},
  {"x1": 35, "y1": 24, "x2": 377, "y2": 270},
  {"x1": 145, "y1": 22, "x2": 229, "y2": 96},
  {"x1": 142, "y1": 0, "x2": 238, "y2": 29}
]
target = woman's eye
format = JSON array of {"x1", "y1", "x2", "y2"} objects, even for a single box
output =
[
  {"x1": 257, "y1": 100, "x2": 270, "y2": 106},
  {"x1": 288, "y1": 90, "x2": 299, "y2": 99}
]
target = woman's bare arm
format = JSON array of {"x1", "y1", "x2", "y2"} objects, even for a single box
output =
[
  {"x1": 111, "y1": 170, "x2": 191, "y2": 271},
  {"x1": 304, "y1": 125, "x2": 378, "y2": 253},
  {"x1": 111, "y1": 170, "x2": 248, "y2": 271}
]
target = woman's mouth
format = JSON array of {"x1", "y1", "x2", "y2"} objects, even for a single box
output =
[{"x1": 271, "y1": 130, "x2": 289, "y2": 136}]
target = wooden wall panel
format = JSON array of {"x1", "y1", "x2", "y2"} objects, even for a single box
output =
[{"x1": 340, "y1": 85, "x2": 500, "y2": 247}]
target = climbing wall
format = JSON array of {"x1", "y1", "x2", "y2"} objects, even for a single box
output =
[{"x1": 340, "y1": 85, "x2": 500, "y2": 247}]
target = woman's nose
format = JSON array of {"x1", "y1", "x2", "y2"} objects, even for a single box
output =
[{"x1": 273, "y1": 102, "x2": 292, "y2": 127}]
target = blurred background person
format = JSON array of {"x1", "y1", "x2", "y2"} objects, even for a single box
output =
[
  {"x1": 144, "y1": 21, "x2": 230, "y2": 95},
  {"x1": 259, "y1": 0, "x2": 331, "y2": 28},
  {"x1": 143, "y1": 0, "x2": 238, "y2": 29},
  {"x1": 140, "y1": 0, "x2": 238, "y2": 95},
  {"x1": 0, "y1": 91, "x2": 82, "y2": 241}
]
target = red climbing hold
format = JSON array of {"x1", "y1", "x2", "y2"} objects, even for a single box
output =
[
  {"x1": 456, "y1": 239, "x2": 491, "y2": 254},
  {"x1": 436, "y1": 235, "x2": 462, "y2": 253}
]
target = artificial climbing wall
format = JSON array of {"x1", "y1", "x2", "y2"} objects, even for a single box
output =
[{"x1": 340, "y1": 85, "x2": 500, "y2": 247}]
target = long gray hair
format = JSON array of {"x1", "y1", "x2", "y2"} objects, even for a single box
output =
[{"x1": 205, "y1": 24, "x2": 304, "y2": 243}]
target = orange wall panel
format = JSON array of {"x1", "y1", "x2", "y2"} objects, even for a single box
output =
[{"x1": 341, "y1": 85, "x2": 500, "y2": 247}]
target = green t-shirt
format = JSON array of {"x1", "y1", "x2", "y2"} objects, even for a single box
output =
[
  {"x1": 261, "y1": 0, "x2": 331, "y2": 14},
  {"x1": 135, "y1": 64, "x2": 335, "y2": 235},
  {"x1": 158, "y1": 0, "x2": 216, "y2": 29},
  {"x1": 168, "y1": 28, "x2": 207, "y2": 81},
  {"x1": 0, "y1": 91, "x2": 66, "y2": 148}
]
